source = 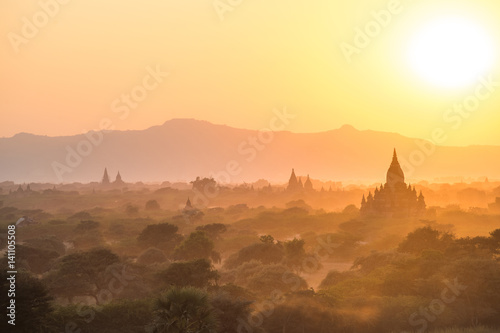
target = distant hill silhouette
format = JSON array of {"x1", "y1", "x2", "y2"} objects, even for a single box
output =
[{"x1": 1, "y1": 119, "x2": 499, "y2": 183}]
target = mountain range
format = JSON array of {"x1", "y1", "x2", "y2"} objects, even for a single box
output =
[{"x1": 1, "y1": 119, "x2": 499, "y2": 184}]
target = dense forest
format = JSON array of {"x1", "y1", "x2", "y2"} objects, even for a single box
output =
[{"x1": 1, "y1": 181, "x2": 499, "y2": 333}]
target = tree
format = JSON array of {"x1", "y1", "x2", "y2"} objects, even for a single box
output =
[
  {"x1": 159, "y1": 259, "x2": 219, "y2": 288},
  {"x1": 444, "y1": 258, "x2": 500, "y2": 326},
  {"x1": 0, "y1": 270, "x2": 53, "y2": 332},
  {"x1": 148, "y1": 287, "x2": 218, "y2": 333},
  {"x1": 44, "y1": 248, "x2": 120, "y2": 304},
  {"x1": 145, "y1": 200, "x2": 161, "y2": 211},
  {"x1": 488, "y1": 228, "x2": 500, "y2": 255},
  {"x1": 15, "y1": 244, "x2": 60, "y2": 274},
  {"x1": 173, "y1": 231, "x2": 215, "y2": 261},
  {"x1": 223, "y1": 242, "x2": 284, "y2": 270},
  {"x1": 283, "y1": 238, "x2": 306, "y2": 272},
  {"x1": 196, "y1": 223, "x2": 227, "y2": 240},
  {"x1": 398, "y1": 227, "x2": 454, "y2": 254},
  {"x1": 259, "y1": 235, "x2": 274, "y2": 244},
  {"x1": 137, "y1": 223, "x2": 183, "y2": 252},
  {"x1": 210, "y1": 292, "x2": 253, "y2": 333},
  {"x1": 191, "y1": 177, "x2": 217, "y2": 194}
]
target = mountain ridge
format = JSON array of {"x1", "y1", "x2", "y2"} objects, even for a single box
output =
[{"x1": 0, "y1": 119, "x2": 499, "y2": 183}]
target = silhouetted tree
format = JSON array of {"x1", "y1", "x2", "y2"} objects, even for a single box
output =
[
  {"x1": 444, "y1": 258, "x2": 500, "y2": 326},
  {"x1": 398, "y1": 227, "x2": 454, "y2": 254},
  {"x1": 210, "y1": 292, "x2": 253, "y2": 333},
  {"x1": 44, "y1": 248, "x2": 120, "y2": 304},
  {"x1": 283, "y1": 238, "x2": 306, "y2": 272},
  {"x1": 137, "y1": 223, "x2": 183, "y2": 252},
  {"x1": 159, "y1": 259, "x2": 219, "y2": 289},
  {"x1": 223, "y1": 242, "x2": 284, "y2": 270},
  {"x1": 196, "y1": 223, "x2": 227, "y2": 240},
  {"x1": 148, "y1": 287, "x2": 218, "y2": 333},
  {"x1": 145, "y1": 200, "x2": 161, "y2": 211},
  {"x1": 173, "y1": 231, "x2": 216, "y2": 261},
  {"x1": 191, "y1": 177, "x2": 217, "y2": 194},
  {"x1": 0, "y1": 270, "x2": 53, "y2": 332},
  {"x1": 259, "y1": 235, "x2": 274, "y2": 244},
  {"x1": 15, "y1": 245, "x2": 60, "y2": 274}
]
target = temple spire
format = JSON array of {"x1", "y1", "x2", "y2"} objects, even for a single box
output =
[
  {"x1": 185, "y1": 197, "x2": 193, "y2": 210},
  {"x1": 386, "y1": 149, "x2": 405, "y2": 187},
  {"x1": 114, "y1": 171, "x2": 125, "y2": 185},
  {"x1": 102, "y1": 168, "x2": 110, "y2": 185},
  {"x1": 287, "y1": 168, "x2": 300, "y2": 191},
  {"x1": 304, "y1": 174, "x2": 313, "y2": 191}
]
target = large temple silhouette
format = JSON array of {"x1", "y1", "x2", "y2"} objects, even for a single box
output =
[{"x1": 360, "y1": 149, "x2": 426, "y2": 217}]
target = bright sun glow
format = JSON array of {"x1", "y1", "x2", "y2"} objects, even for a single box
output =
[{"x1": 407, "y1": 16, "x2": 495, "y2": 89}]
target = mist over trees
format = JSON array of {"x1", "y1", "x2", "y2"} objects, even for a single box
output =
[{"x1": 1, "y1": 176, "x2": 500, "y2": 332}]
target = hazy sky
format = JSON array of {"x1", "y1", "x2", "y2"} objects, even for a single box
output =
[{"x1": 1, "y1": 0, "x2": 499, "y2": 146}]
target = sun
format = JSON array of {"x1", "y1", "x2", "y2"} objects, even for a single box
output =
[{"x1": 407, "y1": 16, "x2": 495, "y2": 89}]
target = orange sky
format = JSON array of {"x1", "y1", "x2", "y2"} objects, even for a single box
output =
[{"x1": 1, "y1": 0, "x2": 499, "y2": 146}]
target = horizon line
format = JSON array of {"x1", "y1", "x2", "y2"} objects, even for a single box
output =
[{"x1": 1, "y1": 118, "x2": 497, "y2": 148}]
